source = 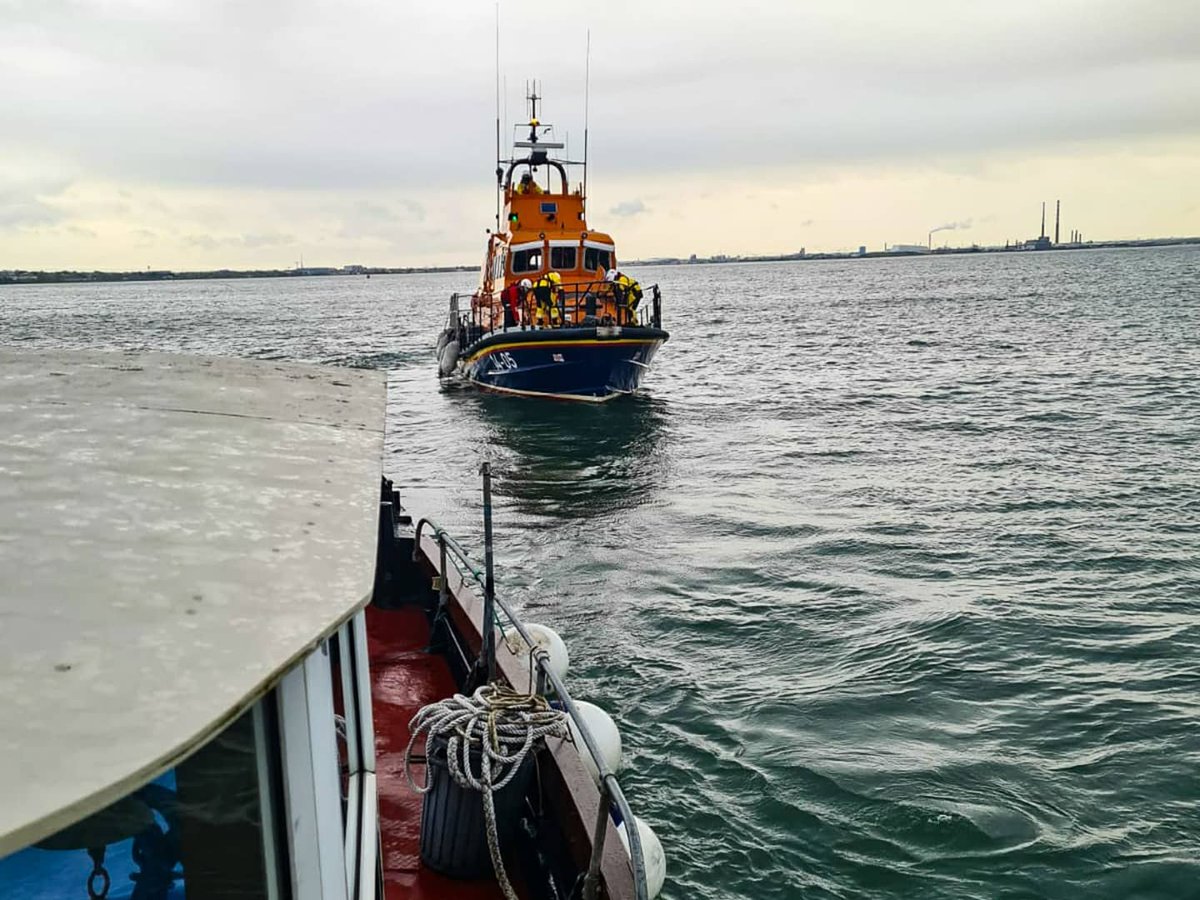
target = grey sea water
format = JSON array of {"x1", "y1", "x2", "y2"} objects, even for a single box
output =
[{"x1": 3, "y1": 246, "x2": 1198, "y2": 899}]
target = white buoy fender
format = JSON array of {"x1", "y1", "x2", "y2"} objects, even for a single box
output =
[
  {"x1": 438, "y1": 340, "x2": 459, "y2": 377},
  {"x1": 617, "y1": 817, "x2": 666, "y2": 899},
  {"x1": 435, "y1": 329, "x2": 452, "y2": 359},
  {"x1": 523, "y1": 623, "x2": 569, "y2": 682},
  {"x1": 566, "y1": 700, "x2": 621, "y2": 784}
]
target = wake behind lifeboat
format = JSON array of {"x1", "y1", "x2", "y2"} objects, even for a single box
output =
[{"x1": 436, "y1": 85, "x2": 668, "y2": 402}]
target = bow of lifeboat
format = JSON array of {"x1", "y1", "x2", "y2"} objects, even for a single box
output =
[{"x1": 461, "y1": 320, "x2": 668, "y2": 402}]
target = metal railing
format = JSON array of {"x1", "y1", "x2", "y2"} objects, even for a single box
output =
[
  {"x1": 412, "y1": 511, "x2": 650, "y2": 900},
  {"x1": 449, "y1": 280, "x2": 663, "y2": 343}
]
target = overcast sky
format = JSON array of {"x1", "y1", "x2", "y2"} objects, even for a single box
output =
[{"x1": 2, "y1": 0, "x2": 1198, "y2": 269}]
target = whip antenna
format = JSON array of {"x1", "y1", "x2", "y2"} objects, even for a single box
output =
[
  {"x1": 583, "y1": 28, "x2": 591, "y2": 200},
  {"x1": 494, "y1": 0, "x2": 501, "y2": 229}
]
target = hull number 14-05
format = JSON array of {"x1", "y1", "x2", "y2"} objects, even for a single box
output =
[{"x1": 491, "y1": 352, "x2": 518, "y2": 371}]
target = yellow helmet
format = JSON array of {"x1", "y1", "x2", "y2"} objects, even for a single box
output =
[{"x1": 547, "y1": 271, "x2": 562, "y2": 284}]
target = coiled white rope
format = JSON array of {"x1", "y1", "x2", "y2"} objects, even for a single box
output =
[{"x1": 405, "y1": 684, "x2": 568, "y2": 900}]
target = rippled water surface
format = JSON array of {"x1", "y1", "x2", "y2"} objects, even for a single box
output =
[{"x1": 4, "y1": 247, "x2": 1199, "y2": 899}]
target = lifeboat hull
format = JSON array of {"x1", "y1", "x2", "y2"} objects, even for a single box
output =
[{"x1": 459, "y1": 326, "x2": 668, "y2": 402}]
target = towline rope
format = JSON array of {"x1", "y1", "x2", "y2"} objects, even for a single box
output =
[{"x1": 405, "y1": 684, "x2": 568, "y2": 900}]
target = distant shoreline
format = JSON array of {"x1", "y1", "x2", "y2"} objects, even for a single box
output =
[
  {"x1": 0, "y1": 264, "x2": 476, "y2": 286},
  {"x1": 3, "y1": 236, "x2": 1196, "y2": 286},
  {"x1": 625, "y1": 236, "x2": 1200, "y2": 267}
]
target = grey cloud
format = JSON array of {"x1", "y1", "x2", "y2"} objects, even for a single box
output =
[
  {"x1": 181, "y1": 232, "x2": 294, "y2": 251},
  {"x1": 610, "y1": 199, "x2": 647, "y2": 217},
  {"x1": 0, "y1": 196, "x2": 62, "y2": 229},
  {"x1": 0, "y1": 179, "x2": 69, "y2": 229},
  {"x1": 351, "y1": 201, "x2": 403, "y2": 223},
  {"x1": 333, "y1": 198, "x2": 431, "y2": 241},
  {"x1": 339, "y1": 199, "x2": 426, "y2": 225},
  {"x1": 183, "y1": 234, "x2": 220, "y2": 251},
  {"x1": 0, "y1": 0, "x2": 1197, "y2": 193},
  {"x1": 240, "y1": 232, "x2": 296, "y2": 249}
]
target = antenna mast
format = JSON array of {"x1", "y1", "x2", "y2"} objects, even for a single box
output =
[
  {"x1": 494, "y1": 0, "x2": 501, "y2": 229},
  {"x1": 527, "y1": 81, "x2": 540, "y2": 126},
  {"x1": 583, "y1": 29, "x2": 591, "y2": 200}
]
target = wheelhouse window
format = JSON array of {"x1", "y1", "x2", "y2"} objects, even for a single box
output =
[
  {"x1": 0, "y1": 618, "x2": 379, "y2": 900},
  {"x1": 511, "y1": 248, "x2": 543, "y2": 274},
  {"x1": 550, "y1": 247, "x2": 577, "y2": 270},
  {"x1": 0, "y1": 705, "x2": 285, "y2": 900},
  {"x1": 583, "y1": 246, "x2": 612, "y2": 272}
]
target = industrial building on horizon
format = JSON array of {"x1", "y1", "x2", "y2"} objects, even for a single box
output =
[{"x1": 884, "y1": 200, "x2": 1087, "y2": 255}]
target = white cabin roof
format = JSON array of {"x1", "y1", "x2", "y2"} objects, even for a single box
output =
[{"x1": 0, "y1": 351, "x2": 386, "y2": 854}]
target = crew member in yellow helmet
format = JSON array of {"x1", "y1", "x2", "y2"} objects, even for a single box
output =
[
  {"x1": 605, "y1": 269, "x2": 643, "y2": 325},
  {"x1": 533, "y1": 271, "x2": 563, "y2": 327},
  {"x1": 516, "y1": 172, "x2": 543, "y2": 195},
  {"x1": 546, "y1": 272, "x2": 562, "y2": 325}
]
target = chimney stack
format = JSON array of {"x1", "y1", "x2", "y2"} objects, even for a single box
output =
[
  {"x1": 1040, "y1": 202, "x2": 1046, "y2": 240},
  {"x1": 1055, "y1": 200, "x2": 1060, "y2": 245}
]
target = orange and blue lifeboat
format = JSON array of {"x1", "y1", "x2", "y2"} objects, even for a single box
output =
[{"x1": 436, "y1": 99, "x2": 668, "y2": 402}]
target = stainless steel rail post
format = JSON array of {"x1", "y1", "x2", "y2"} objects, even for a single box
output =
[
  {"x1": 480, "y1": 462, "x2": 497, "y2": 683},
  {"x1": 437, "y1": 534, "x2": 448, "y2": 608},
  {"x1": 582, "y1": 781, "x2": 611, "y2": 900}
]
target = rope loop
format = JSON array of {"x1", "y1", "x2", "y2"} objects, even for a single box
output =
[{"x1": 404, "y1": 684, "x2": 567, "y2": 900}]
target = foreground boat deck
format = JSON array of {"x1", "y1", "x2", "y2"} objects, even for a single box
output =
[{"x1": 367, "y1": 604, "x2": 508, "y2": 900}]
